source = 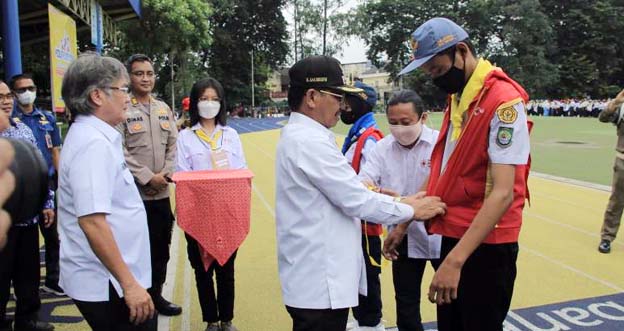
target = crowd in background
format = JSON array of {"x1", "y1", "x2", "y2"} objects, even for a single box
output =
[{"x1": 527, "y1": 99, "x2": 609, "y2": 117}]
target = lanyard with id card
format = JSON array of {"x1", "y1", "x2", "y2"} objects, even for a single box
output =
[{"x1": 195, "y1": 129, "x2": 231, "y2": 170}]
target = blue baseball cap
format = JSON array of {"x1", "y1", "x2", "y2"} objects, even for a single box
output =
[
  {"x1": 351, "y1": 81, "x2": 378, "y2": 108},
  {"x1": 398, "y1": 17, "x2": 469, "y2": 76}
]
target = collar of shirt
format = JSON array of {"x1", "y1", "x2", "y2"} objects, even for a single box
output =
[
  {"x1": 191, "y1": 122, "x2": 224, "y2": 135},
  {"x1": 129, "y1": 93, "x2": 154, "y2": 111},
  {"x1": 289, "y1": 111, "x2": 335, "y2": 141},
  {"x1": 74, "y1": 114, "x2": 121, "y2": 145},
  {"x1": 13, "y1": 105, "x2": 45, "y2": 119}
]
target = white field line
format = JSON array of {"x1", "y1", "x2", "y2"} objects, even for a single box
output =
[
  {"x1": 158, "y1": 225, "x2": 182, "y2": 331},
  {"x1": 521, "y1": 244, "x2": 624, "y2": 292}
]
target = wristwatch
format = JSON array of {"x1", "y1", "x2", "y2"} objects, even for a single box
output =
[{"x1": 393, "y1": 196, "x2": 405, "y2": 202}]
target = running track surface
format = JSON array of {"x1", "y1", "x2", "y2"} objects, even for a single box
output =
[{"x1": 10, "y1": 117, "x2": 624, "y2": 331}]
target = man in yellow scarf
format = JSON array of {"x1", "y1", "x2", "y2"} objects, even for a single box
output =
[{"x1": 396, "y1": 17, "x2": 532, "y2": 331}]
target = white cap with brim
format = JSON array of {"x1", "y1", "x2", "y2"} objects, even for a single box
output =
[{"x1": 398, "y1": 17, "x2": 469, "y2": 76}]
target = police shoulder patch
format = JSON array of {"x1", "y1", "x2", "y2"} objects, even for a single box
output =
[{"x1": 496, "y1": 127, "x2": 513, "y2": 148}]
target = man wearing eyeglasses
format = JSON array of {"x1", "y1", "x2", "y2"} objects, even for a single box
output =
[
  {"x1": 115, "y1": 54, "x2": 181, "y2": 317},
  {"x1": 9, "y1": 73, "x2": 64, "y2": 298},
  {"x1": 275, "y1": 55, "x2": 447, "y2": 331}
]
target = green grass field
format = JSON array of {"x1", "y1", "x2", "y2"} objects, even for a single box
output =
[
  {"x1": 334, "y1": 113, "x2": 618, "y2": 186},
  {"x1": 61, "y1": 113, "x2": 617, "y2": 185}
]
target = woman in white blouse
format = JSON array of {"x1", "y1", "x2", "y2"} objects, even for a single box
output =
[{"x1": 176, "y1": 77, "x2": 246, "y2": 331}]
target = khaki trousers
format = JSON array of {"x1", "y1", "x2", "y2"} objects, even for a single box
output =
[{"x1": 601, "y1": 156, "x2": 624, "y2": 241}]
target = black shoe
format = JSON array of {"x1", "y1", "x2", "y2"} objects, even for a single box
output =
[
  {"x1": 598, "y1": 239, "x2": 611, "y2": 253},
  {"x1": 13, "y1": 320, "x2": 54, "y2": 331},
  {"x1": 41, "y1": 282, "x2": 65, "y2": 297},
  {"x1": 0, "y1": 319, "x2": 12, "y2": 331},
  {"x1": 155, "y1": 297, "x2": 182, "y2": 316}
]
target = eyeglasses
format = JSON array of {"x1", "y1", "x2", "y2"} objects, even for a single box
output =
[
  {"x1": 0, "y1": 93, "x2": 14, "y2": 102},
  {"x1": 319, "y1": 89, "x2": 346, "y2": 108},
  {"x1": 131, "y1": 71, "x2": 155, "y2": 78},
  {"x1": 14, "y1": 86, "x2": 36, "y2": 94},
  {"x1": 105, "y1": 86, "x2": 130, "y2": 94}
]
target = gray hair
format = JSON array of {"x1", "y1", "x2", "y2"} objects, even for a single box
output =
[{"x1": 61, "y1": 53, "x2": 128, "y2": 119}]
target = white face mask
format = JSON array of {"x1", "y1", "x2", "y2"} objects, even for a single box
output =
[
  {"x1": 389, "y1": 121, "x2": 423, "y2": 146},
  {"x1": 198, "y1": 100, "x2": 220, "y2": 119},
  {"x1": 17, "y1": 90, "x2": 36, "y2": 106}
]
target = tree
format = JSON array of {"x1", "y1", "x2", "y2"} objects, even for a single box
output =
[
  {"x1": 109, "y1": 0, "x2": 213, "y2": 109},
  {"x1": 540, "y1": 0, "x2": 624, "y2": 98},
  {"x1": 290, "y1": 0, "x2": 348, "y2": 59},
  {"x1": 203, "y1": 0, "x2": 289, "y2": 110},
  {"x1": 482, "y1": 0, "x2": 559, "y2": 99},
  {"x1": 350, "y1": 0, "x2": 579, "y2": 105}
]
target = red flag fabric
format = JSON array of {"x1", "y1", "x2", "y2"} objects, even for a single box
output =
[{"x1": 173, "y1": 169, "x2": 254, "y2": 270}]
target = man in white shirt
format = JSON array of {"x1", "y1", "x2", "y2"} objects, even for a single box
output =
[
  {"x1": 275, "y1": 55, "x2": 447, "y2": 331},
  {"x1": 58, "y1": 54, "x2": 155, "y2": 330},
  {"x1": 359, "y1": 90, "x2": 441, "y2": 331}
]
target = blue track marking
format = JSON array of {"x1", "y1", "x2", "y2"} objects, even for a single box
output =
[{"x1": 227, "y1": 117, "x2": 287, "y2": 134}]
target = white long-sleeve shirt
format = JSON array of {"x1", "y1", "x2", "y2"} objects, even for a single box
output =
[
  {"x1": 176, "y1": 123, "x2": 247, "y2": 171},
  {"x1": 358, "y1": 125, "x2": 441, "y2": 259},
  {"x1": 275, "y1": 112, "x2": 414, "y2": 309}
]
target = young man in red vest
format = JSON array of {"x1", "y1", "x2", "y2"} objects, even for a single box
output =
[
  {"x1": 397, "y1": 18, "x2": 532, "y2": 331},
  {"x1": 340, "y1": 80, "x2": 385, "y2": 331}
]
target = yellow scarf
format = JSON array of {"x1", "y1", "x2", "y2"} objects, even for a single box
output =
[
  {"x1": 195, "y1": 128, "x2": 223, "y2": 150},
  {"x1": 449, "y1": 58, "x2": 497, "y2": 141}
]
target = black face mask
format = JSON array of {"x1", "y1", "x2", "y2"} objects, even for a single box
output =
[
  {"x1": 340, "y1": 95, "x2": 369, "y2": 125},
  {"x1": 433, "y1": 49, "x2": 466, "y2": 94}
]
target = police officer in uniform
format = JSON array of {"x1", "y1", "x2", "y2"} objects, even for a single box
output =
[
  {"x1": 597, "y1": 88, "x2": 624, "y2": 254},
  {"x1": 9, "y1": 73, "x2": 63, "y2": 296},
  {"x1": 117, "y1": 54, "x2": 182, "y2": 316}
]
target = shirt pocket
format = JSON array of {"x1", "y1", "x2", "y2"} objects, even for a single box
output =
[
  {"x1": 221, "y1": 141, "x2": 242, "y2": 167},
  {"x1": 159, "y1": 121, "x2": 172, "y2": 145},
  {"x1": 38, "y1": 123, "x2": 54, "y2": 133},
  {"x1": 189, "y1": 150, "x2": 211, "y2": 168},
  {"x1": 126, "y1": 122, "x2": 148, "y2": 148}
]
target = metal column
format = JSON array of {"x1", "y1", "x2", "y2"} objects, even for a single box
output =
[{"x1": 1, "y1": 0, "x2": 22, "y2": 80}]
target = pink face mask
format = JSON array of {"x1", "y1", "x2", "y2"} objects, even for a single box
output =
[{"x1": 389, "y1": 121, "x2": 423, "y2": 146}]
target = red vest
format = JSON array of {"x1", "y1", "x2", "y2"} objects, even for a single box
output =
[
  {"x1": 350, "y1": 127, "x2": 385, "y2": 236},
  {"x1": 426, "y1": 69, "x2": 532, "y2": 244}
]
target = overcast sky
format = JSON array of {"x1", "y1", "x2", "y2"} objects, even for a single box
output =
[{"x1": 282, "y1": 0, "x2": 369, "y2": 64}]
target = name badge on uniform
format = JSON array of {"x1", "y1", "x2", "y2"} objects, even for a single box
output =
[
  {"x1": 211, "y1": 149, "x2": 230, "y2": 170},
  {"x1": 45, "y1": 133, "x2": 52, "y2": 148}
]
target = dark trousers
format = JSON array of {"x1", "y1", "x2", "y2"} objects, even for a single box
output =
[
  {"x1": 352, "y1": 234, "x2": 382, "y2": 327},
  {"x1": 286, "y1": 306, "x2": 349, "y2": 331},
  {"x1": 73, "y1": 283, "x2": 157, "y2": 331},
  {"x1": 436, "y1": 236, "x2": 518, "y2": 331},
  {"x1": 392, "y1": 239, "x2": 441, "y2": 331},
  {"x1": 38, "y1": 218, "x2": 60, "y2": 288},
  {"x1": 143, "y1": 198, "x2": 174, "y2": 300},
  {"x1": 0, "y1": 225, "x2": 41, "y2": 322},
  {"x1": 40, "y1": 176, "x2": 60, "y2": 287},
  {"x1": 186, "y1": 234, "x2": 236, "y2": 323}
]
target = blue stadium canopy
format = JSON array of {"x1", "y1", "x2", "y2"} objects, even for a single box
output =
[{"x1": 1, "y1": 0, "x2": 142, "y2": 79}]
